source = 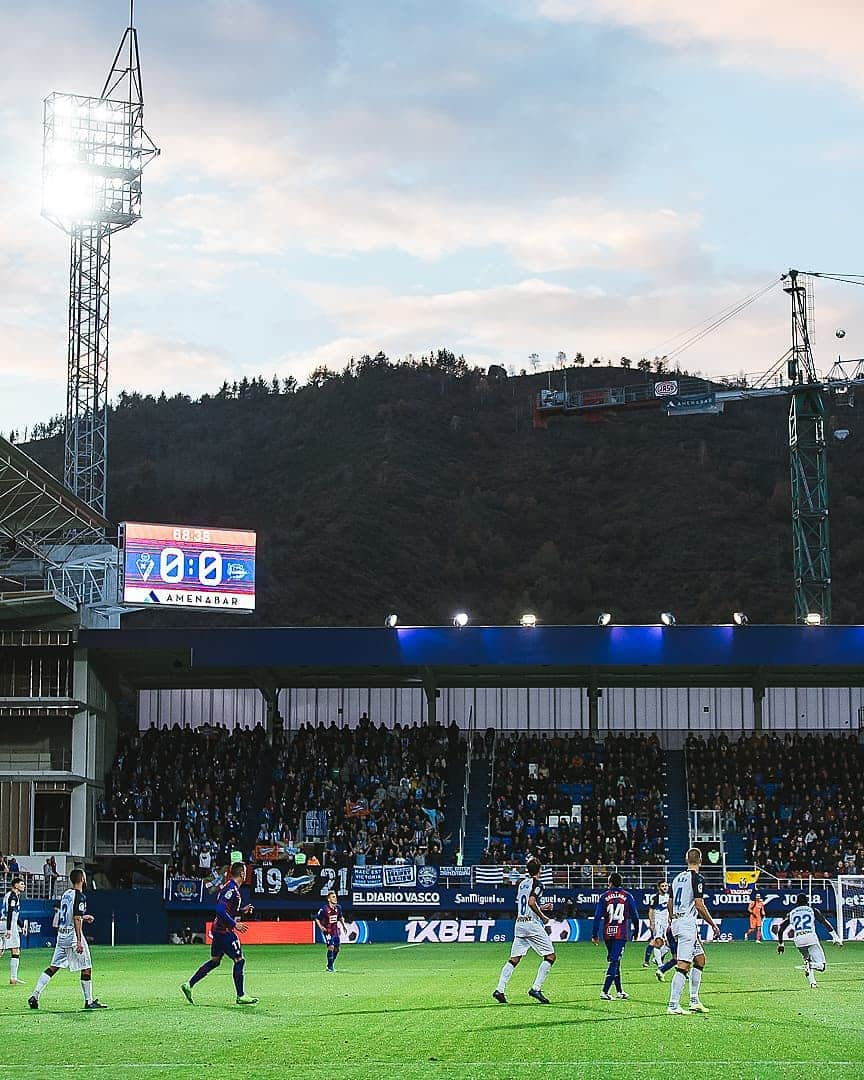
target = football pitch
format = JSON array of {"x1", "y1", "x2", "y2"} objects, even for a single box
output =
[{"x1": 3, "y1": 942, "x2": 863, "y2": 1080}]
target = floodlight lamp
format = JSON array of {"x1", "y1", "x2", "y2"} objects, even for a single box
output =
[
  {"x1": 520, "y1": 613, "x2": 537, "y2": 627},
  {"x1": 805, "y1": 612, "x2": 823, "y2": 625},
  {"x1": 453, "y1": 612, "x2": 469, "y2": 627},
  {"x1": 597, "y1": 612, "x2": 612, "y2": 626},
  {"x1": 660, "y1": 612, "x2": 676, "y2": 626},
  {"x1": 732, "y1": 612, "x2": 749, "y2": 626},
  {"x1": 385, "y1": 613, "x2": 398, "y2": 628}
]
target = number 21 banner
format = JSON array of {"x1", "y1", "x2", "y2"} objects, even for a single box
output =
[{"x1": 121, "y1": 521, "x2": 256, "y2": 611}]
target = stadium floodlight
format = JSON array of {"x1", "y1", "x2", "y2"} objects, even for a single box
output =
[
  {"x1": 453, "y1": 612, "x2": 469, "y2": 627},
  {"x1": 520, "y1": 613, "x2": 537, "y2": 627},
  {"x1": 597, "y1": 612, "x2": 612, "y2": 626},
  {"x1": 41, "y1": 10, "x2": 159, "y2": 518},
  {"x1": 384, "y1": 613, "x2": 398, "y2": 628},
  {"x1": 805, "y1": 612, "x2": 823, "y2": 625},
  {"x1": 732, "y1": 612, "x2": 750, "y2": 626},
  {"x1": 660, "y1": 612, "x2": 677, "y2": 626}
]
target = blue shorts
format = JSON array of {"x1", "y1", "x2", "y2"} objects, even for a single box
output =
[
  {"x1": 326, "y1": 933, "x2": 341, "y2": 947},
  {"x1": 211, "y1": 930, "x2": 242, "y2": 961},
  {"x1": 605, "y1": 937, "x2": 626, "y2": 962}
]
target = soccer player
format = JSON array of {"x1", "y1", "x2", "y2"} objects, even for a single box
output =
[
  {"x1": 592, "y1": 872, "x2": 640, "y2": 1000},
  {"x1": 744, "y1": 891, "x2": 766, "y2": 941},
  {"x1": 775, "y1": 893, "x2": 842, "y2": 988},
  {"x1": 28, "y1": 869, "x2": 107, "y2": 1010},
  {"x1": 492, "y1": 856, "x2": 556, "y2": 1005},
  {"x1": 645, "y1": 880, "x2": 671, "y2": 969},
  {"x1": 667, "y1": 847, "x2": 720, "y2": 1015},
  {"x1": 316, "y1": 890, "x2": 348, "y2": 972},
  {"x1": 2, "y1": 877, "x2": 26, "y2": 984},
  {"x1": 181, "y1": 862, "x2": 258, "y2": 1006}
]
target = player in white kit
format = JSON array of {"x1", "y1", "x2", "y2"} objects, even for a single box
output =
[
  {"x1": 646, "y1": 880, "x2": 671, "y2": 970},
  {"x1": 775, "y1": 893, "x2": 841, "y2": 988},
  {"x1": 667, "y1": 848, "x2": 720, "y2": 1015},
  {"x1": 28, "y1": 869, "x2": 107, "y2": 1010},
  {"x1": 2, "y1": 877, "x2": 26, "y2": 984},
  {"x1": 492, "y1": 857, "x2": 556, "y2": 1004}
]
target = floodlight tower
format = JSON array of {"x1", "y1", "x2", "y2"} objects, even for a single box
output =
[
  {"x1": 784, "y1": 269, "x2": 831, "y2": 624},
  {"x1": 41, "y1": 3, "x2": 159, "y2": 519}
]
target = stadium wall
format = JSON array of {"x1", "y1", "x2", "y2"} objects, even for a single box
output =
[{"x1": 138, "y1": 685, "x2": 864, "y2": 734}]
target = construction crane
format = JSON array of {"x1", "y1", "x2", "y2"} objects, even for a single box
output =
[{"x1": 533, "y1": 269, "x2": 864, "y2": 625}]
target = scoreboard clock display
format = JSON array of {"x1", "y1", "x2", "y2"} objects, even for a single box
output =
[{"x1": 121, "y1": 522, "x2": 256, "y2": 611}]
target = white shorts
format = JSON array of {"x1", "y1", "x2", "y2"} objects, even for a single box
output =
[
  {"x1": 50, "y1": 939, "x2": 92, "y2": 971},
  {"x1": 510, "y1": 920, "x2": 554, "y2": 959},
  {"x1": 671, "y1": 919, "x2": 704, "y2": 963},
  {"x1": 653, "y1": 913, "x2": 669, "y2": 941},
  {"x1": 1, "y1": 929, "x2": 20, "y2": 951},
  {"x1": 796, "y1": 939, "x2": 826, "y2": 969}
]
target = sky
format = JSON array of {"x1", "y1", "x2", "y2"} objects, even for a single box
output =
[{"x1": 0, "y1": 0, "x2": 863, "y2": 433}]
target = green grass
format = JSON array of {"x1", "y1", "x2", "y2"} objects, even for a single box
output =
[{"x1": 2, "y1": 943, "x2": 863, "y2": 1080}]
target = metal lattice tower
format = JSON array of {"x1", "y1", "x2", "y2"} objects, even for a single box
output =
[
  {"x1": 784, "y1": 269, "x2": 831, "y2": 623},
  {"x1": 42, "y1": 3, "x2": 158, "y2": 519}
]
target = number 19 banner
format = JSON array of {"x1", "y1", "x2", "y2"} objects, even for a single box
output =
[{"x1": 121, "y1": 521, "x2": 256, "y2": 611}]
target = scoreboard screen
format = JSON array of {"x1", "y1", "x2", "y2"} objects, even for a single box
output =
[{"x1": 121, "y1": 522, "x2": 256, "y2": 611}]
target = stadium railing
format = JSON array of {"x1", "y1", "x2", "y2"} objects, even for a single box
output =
[
  {"x1": 96, "y1": 819, "x2": 178, "y2": 855},
  {"x1": 0, "y1": 871, "x2": 67, "y2": 899}
]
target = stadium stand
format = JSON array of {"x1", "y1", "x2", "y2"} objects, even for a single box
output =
[
  {"x1": 484, "y1": 732, "x2": 666, "y2": 866},
  {"x1": 100, "y1": 723, "x2": 268, "y2": 874},
  {"x1": 686, "y1": 732, "x2": 864, "y2": 877},
  {"x1": 257, "y1": 718, "x2": 450, "y2": 865}
]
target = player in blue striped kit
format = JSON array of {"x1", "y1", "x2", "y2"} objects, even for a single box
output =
[{"x1": 592, "y1": 872, "x2": 640, "y2": 1000}]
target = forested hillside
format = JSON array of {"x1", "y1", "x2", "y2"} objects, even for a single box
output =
[{"x1": 20, "y1": 354, "x2": 864, "y2": 625}]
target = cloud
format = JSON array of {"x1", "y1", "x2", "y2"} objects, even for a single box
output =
[
  {"x1": 109, "y1": 330, "x2": 235, "y2": 397},
  {"x1": 164, "y1": 184, "x2": 704, "y2": 274},
  {"x1": 280, "y1": 275, "x2": 793, "y2": 381},
  {"x1": 535, "y1": 0, "x2": 864, "y2": 91}
]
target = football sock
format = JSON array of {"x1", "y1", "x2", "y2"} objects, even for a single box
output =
[
  {"x1": 532, "y1": 960, "x2": 552, "y2": 991},
  {"x1": 327, "y1": 947, "x2": 334, "y2": 970},
  {"x1": 659, "y1": 956, "x2": 677, "y2": 974},
  {"x1": 653, "y1": 947, "x2": 664, "y2": 966},
  {"x1": 602, "y1": 973, "x2": 614, "y2": 994},
  {"x1": 669, "y1": 970, "x2": 686, "y2": 1008},
  {"x1": 643, "y1": 944, "x2": 653, "y2": 964},
  {"x1": 613, "y1": 972, "x2": 622, "y2": 993},
  {"x1": 33, "y1": 972, "x2": 51, "y2": 999},
  {"x1": 189, "y1": 959, "x2": 220, "y2": 987},
  {"x1": 81, "y1": 978, "x2": 93, "y2": 1004},
  {"x1": 10, "y1": 957, "x2": 19, "y2": 980},
  {"x1": 232, "y1": 958, "x2": 245, "y2": 997},
  {"x1": 496, "y1": 962, "x2": 515, "y2": 994},
  {"x1": 689, "y1": 967, "x2": 702, "y2": 1002}
]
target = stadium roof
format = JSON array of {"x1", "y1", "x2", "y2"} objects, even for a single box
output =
[
  {"x1": 79, "y1": 624, "x2": 864, "y2": 695},
  {"x1": 0, "y1": 435, "x2": 109, "y2": 551}
]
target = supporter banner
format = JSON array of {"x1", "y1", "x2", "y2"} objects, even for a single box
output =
[
  {"x1": 250, "y1": 863, "x2": 334, "y2": 900},
  {"x1": 383, "y1": 864, "x2": 416, "y2": 888},
  {"x1": 304, "y1": 810, "x2": 329, "y2": 839},
  {"x1": 438, "y1": 866, "x2": 471, "y2": 884},
  {"x1": 168, "y1": 878, "x2": 204, "y2": 904},
  {"x1": 725, "y1": 869, "x2": 760, "y2": 889},
  {"x1": 352, "y1": 866, "x2": 384, "y2": 888}
]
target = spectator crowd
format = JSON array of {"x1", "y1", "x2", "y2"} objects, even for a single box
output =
[
  {"x1": 485, "y1": 732, "x2": 666, "y2": 867},
  {"x1": 257, "y1": 716, "x2": 452, "y2": 866},
  {"x1": 101, "y1": 723, "x2": 268, "y2": 875},
  {"x1": 686, "y1": 732, "x2": 864, "y2": 877}
]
